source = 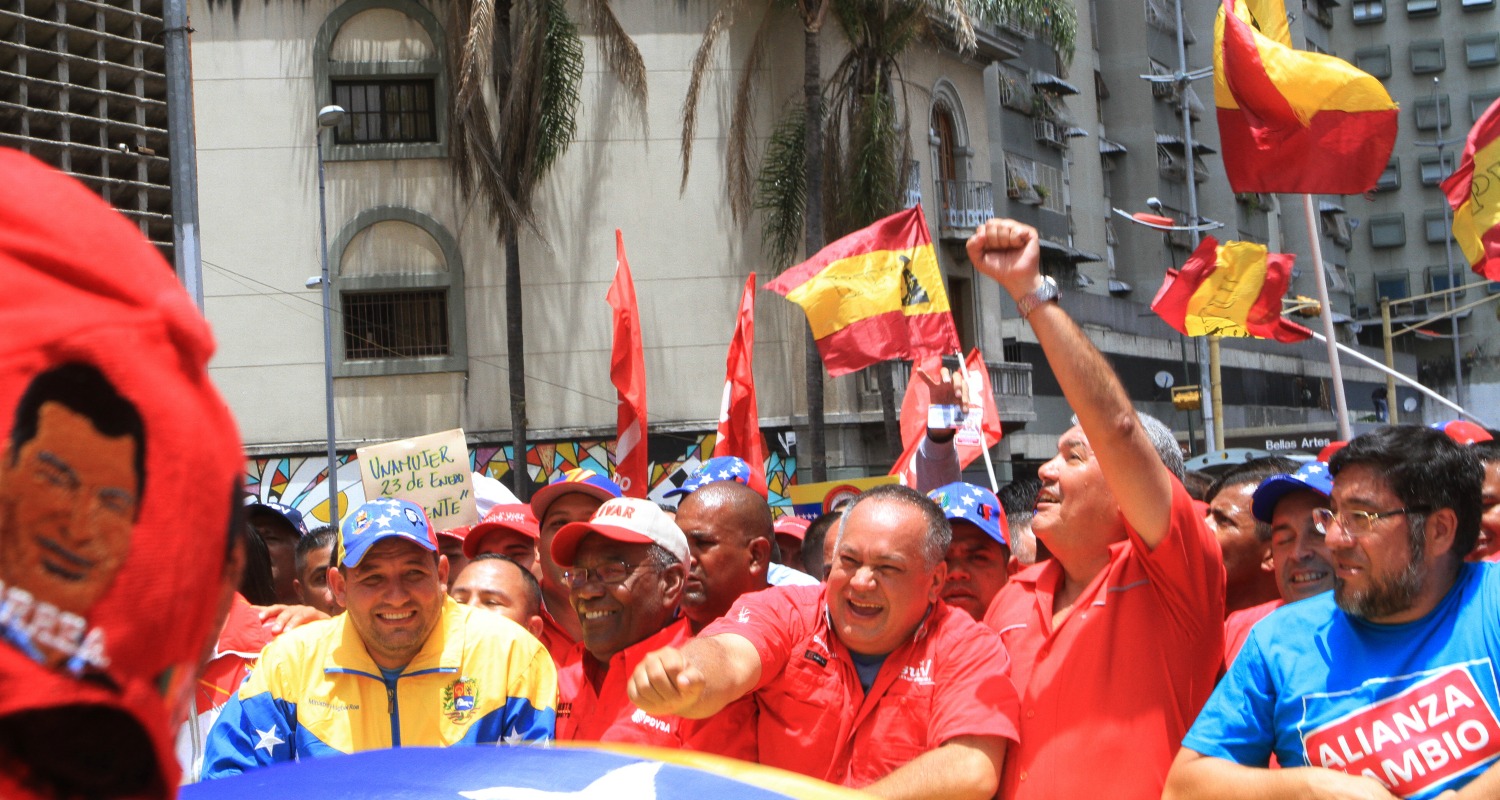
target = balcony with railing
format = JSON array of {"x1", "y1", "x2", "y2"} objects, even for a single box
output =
[
  {"x1": 935, "y1": 179, "x2": 995, "y2": 235},
  {"x1": 903, "y1": 160, "x2": 922, "y2": 210}
]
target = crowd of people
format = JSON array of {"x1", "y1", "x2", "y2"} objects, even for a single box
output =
[{"x1": 4, "y1": 151, "x2": 1500, "y2": 799}]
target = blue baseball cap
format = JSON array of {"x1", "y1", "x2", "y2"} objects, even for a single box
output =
[
  {"x1": 529, "y1": 468, "x2": 624, "y2": 523},
  {"x1": 927, "y1": 481, "x2": 1007, "y2": 547},
  {"x1": 246, "y1": 500, "x2": 309, "y2": 538},
  {"x1": 339, "y1": 498, "x2": 438, "y2": 567},
  {"x1": 1251, "y1": 461, "x2": 1333, "y2": 524},
  {"x1": 664, "y1": 456, "x2": 755, "y2": 498}
]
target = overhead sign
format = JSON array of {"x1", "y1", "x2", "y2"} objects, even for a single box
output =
[{"x1": 356, "y1": 428, "x2": 478, "y2": 530}]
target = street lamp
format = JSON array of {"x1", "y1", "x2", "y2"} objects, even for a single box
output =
[{"x1": 315, "y1": 104, "x2": 344, "y2": 527}]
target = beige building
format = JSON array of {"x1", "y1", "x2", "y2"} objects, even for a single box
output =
[{"x1": 189, "y1": 1, "x2": 1036, "y2": 524}]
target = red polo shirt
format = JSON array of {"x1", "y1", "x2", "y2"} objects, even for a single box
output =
[
  {"x1": 556, "y1": 617, "x2": 755, "y2": 759},
  {"x1": 703, "y1": 584, "x2": 1019, "y2": 788},
  {"x1": 538, "y1": 606, "x2": 579, "y2": 669},
  {"x1": 983, "y1": 478, "x2": 1224, "y2": 800},
  {"x1": 1223, "y1": 598, "x2": 1281, "y2": 665}
]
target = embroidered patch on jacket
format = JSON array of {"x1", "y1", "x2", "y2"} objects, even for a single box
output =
[{"x1": 443, "y1": 676, "x2": 479, "y2": 723}]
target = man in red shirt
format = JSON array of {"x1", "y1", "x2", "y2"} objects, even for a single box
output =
[
  {"x1": 629, "y1": 484, "x2": 1018, "y2": 799},
  {"x1": 970, "y1": 218, "x2": 1225, "y2": 800},
  {"x1": 1204, "y1": 457, "x2": 1297, "y2": 615},
  {"x1": 550, "y1": 497, "x2": 753, "y2": 757},
  {"x1": 1223, "y1": 460, "x2": 1336, "y2": 663},
  {"x1": 675, "y1": 481, "x2": 775, "y2": 633},
  {"x1": 529, "y1": 469, "x2": 623, "y2": 665}
]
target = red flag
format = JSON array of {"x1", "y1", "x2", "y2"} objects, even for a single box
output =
[
  {"x1": 1442, "y1": 97, "x2": 1500, "y2": 281},
  {"x1": 890, "y1": 349, "x2": 1002, "y2": 487},
  {"x1": 1214, "y1": 0, "x2": 1397, "y2": 194},
  {"x1": 1151, "y1": 237, "x2": 1311, "y2": 343},
  {"x1": 607, "y1": 230, "x2": 648, "y2": 497},
  {"x1": 714, "y1": 273, "x2": 768, "y2": 495},
  {"x1": 763, "y1": 206, "x2": 960, "y2": 376}
]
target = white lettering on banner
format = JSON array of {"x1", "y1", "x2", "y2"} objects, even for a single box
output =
[
  {"x1": 0, "y1": 579, "x2": 109, "y2": 672},
  {"x1": 1304, "y1": 666, "x2": 1500, "y2": 796}
]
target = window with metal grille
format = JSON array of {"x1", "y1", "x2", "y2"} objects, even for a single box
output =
[
  {"x1": 342, "y1": 290, "x2": 450, "y2": 359},
  {"x1": 1352, "y1": 0, "x2": 1385, "y2": 22},
  {"x1": 332, "y1": 80, "x2": 437, "y2": 144}
]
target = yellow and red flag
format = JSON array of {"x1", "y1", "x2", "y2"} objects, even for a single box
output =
[
  {"x1": 1214, "y1": 0, "x2": 1397, "y2": 194},
  {"x1": 607, "y1": 230, "x2": 648, "y2": 497},
  {"x1": 889, "y1": 349, "x2": 1002, "y2": 487},
  {"x1": 1442, "y1": 97, "x2": 1500, "y2": 282},
  {"x1": 763, "y1": 206, "x2": 960, "y2": 377},
  {"x1": 1151, "y1": 237, "x2": 1311, "y2": 342},
  {"x1": 715, "y1": 273, "x2": 768, "y2": 496}
]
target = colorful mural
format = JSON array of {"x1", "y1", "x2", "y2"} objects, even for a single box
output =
[{"x1": 244, "y1": 429, "x2": 798, "y2": 528}]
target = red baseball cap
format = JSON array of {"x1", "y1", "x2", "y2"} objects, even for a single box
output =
[
  {"x1": 0, "y1": 151, "x2": 244, "y2": 793},
  {"x1": 551, "y1": 498, "x2": 690, "y2": 567},
  {"x1": 463, "y1": 503, "x2": 540, "y2": 559},
  {"x1": 773, "y1": 516, "x2": 812, "y2": 542},
  {"x1": 1432, "y1": 420, "x2": 1494, "y2": 446}
]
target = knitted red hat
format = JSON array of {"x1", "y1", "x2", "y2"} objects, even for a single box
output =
[{"x1": 0, "y1": 149, "x2": 243, "y2": 796}]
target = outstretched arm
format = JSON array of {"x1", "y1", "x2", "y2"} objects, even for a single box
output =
[
  {"x1": 862, "y1": 735, "x2": 1006, "y2": 800},
  {"x1": 628, "y1": 633, "x2": 762, "y2": 720},
  {"x1": 1163, "y1": 748, "x2": 1400, "y2": 800},
  {"x1": 967, "y1": 219, "x2": 1175, "y2": 547}
]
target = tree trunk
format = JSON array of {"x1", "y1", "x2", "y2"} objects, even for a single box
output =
[
  {"x1": 877, "y1": 361, "x2": 900, "y2": 462},
  {"x1": 505, "y1": 235, "x2": 530, "y2": 500},
  {"x1": 803, "y1": 19, "x2": 827, "y2": 483}
]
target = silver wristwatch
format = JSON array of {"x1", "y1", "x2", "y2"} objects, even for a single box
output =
[{"x1": 1016, "y1": 276, "x2": 1060, "y2": 320}]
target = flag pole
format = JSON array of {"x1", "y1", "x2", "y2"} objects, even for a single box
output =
[
  {"x1": 1307, "y1": 331, "x2": 1492, "y2": 428},
  {"x1": 955, "y1": 353, "x2": 1001, "y2": 493},
  {"x1": 1300, "y1": 194, "x2": 1353, "y2": 441}
]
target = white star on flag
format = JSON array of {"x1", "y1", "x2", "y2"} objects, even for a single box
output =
[
  {"x1": 718, "y1": 470, "x2": 730, "y2": 479},
  {"x1": 459, "y1": 761, "x2": 662, "y2": 800},
  {"x1": 961, "y1": 495, "x2": 976, "y2": 506},
  {"x1": 254, "y1": 725, "x2": 285, "y2": 755}
]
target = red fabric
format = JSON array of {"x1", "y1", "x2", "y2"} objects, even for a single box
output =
[
  {"x1": 984, "y1": 479, "x2": 1225, "y2": 800},
  {"x1": 1223, "y1": 598, "x2": 1281, "y2": 665},
  {"x1": 556, "y1": 618, "x2": 755, "y2": 759},
  {"x1": 537, "y1": 606, "x2": 579, "y2": 669},
  {"x1": 1442, "y1": 96, "x2": 1500, "y2": 280},
  {"x1": 1150, "y1": 237, "x2": 1311, "y2": 343},
  {"x1": 807, "y1": 309, "x2": 959, "y2": 378},
  {"x1": 702, "y1": 585, "x2": 1020, "y2": 788},
  {"x1": 714, "y1": 273, "x2": 767, "y2": 496},
  {"x1": 195, "y1": 596, "x2": 274, "y2": 715},
  {"x1": 0, "y1": 150, "x2": 243, "y2": 794},
  {"x1": 763, "y1": 206, "x2": 959, "y2": 377},
  {"x1": 607, "y1": 230, "x2": 649, "y2": 498},
  {"x1": 890, "y1": 348, "x2": 1003, "y2": 485},
  {"x1": 1217, "y1": 0, "x2": 1397, "y2": 194},
  {"x1": 1217, "y1": 106, "x2": 1397, "y2": 196}
]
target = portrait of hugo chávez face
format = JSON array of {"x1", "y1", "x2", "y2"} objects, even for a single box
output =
[{"x1": 0, "y1": 362, "x2": 144, "y2": 673}]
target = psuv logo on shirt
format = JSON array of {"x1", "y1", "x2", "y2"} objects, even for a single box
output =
[
  {"x1": 443, "y1": 676, "x2": 479, "y2": 723},
  {"x1": 1302, "y1": 663, "x2": 1500, "y2": 797},
  {"x1": 900, "y1": 659, "x2": 935, "y2": 686}
]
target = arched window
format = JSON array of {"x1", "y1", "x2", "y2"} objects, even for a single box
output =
[
  {"x1": 315, "y1": 0, "x2": 447, "y2": 161},
  {"x1": 929, "y1": 80, "x2": 973, "y2": 218},
  {"x1": 332, "y1": 207, "x2": 467, "y2": 376}
]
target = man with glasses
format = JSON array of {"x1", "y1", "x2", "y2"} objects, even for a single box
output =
[
  {"x1": 548, "y1": 497, "x2": 754, "y2": 757},
  {"x1": 1166, "y1": 425, "x2": 1500, "y2": 799}
]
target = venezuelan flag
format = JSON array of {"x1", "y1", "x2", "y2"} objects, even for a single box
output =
[
  {"x1": 1151, "y1": 237, "x2": 1312, "y2": 343},
  {"x1": 1442, "y1": 97, "x2": 1500, "y2": 282},
  {"x1": 763, "y1": 206, "x2": 960, "y2": 377},
  {"x1": 1214, "y1": 0, "x2": 1397, "y2": 194}
]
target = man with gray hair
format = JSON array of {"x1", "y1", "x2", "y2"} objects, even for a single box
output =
[
  {"x1": 970, "y1": 218, "x2": 1225, "y2": 800},
  {"x1": 628, "y1": 484, "x2": 1020, "y2": 799}
]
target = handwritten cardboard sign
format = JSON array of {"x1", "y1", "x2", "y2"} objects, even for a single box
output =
[{"x1": 357, "y1": 428, "x2": 478, "y2": 531}]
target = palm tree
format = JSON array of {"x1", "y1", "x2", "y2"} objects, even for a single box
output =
[
  {"x1": 684, "y1": 0, "x2": 1076, "y2": 469},
  {"x1": 446, "y1": 0, "x2": 646, "y2": 499}
]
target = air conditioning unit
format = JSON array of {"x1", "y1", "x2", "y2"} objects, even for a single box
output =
[{"x1": 1033, "y1": 119, "x2": 1066, "y2": 148}]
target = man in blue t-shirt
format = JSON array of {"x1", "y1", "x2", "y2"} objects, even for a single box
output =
[{"x1": 1165, "y1": 424, "x2": 1500, "y2": 800}]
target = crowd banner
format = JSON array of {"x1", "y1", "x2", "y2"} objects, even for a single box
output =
[{"x1": 357, "y1": 428, "x2": 478, "y2": 530}]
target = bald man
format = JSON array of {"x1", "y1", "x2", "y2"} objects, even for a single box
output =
[{"x1": 673, "y1": 481, "x2": 775, "y2": 633}]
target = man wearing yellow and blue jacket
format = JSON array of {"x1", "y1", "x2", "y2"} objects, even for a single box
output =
[{"x1": 202, "y1": 498, "x2": 556, "y2": 777}]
